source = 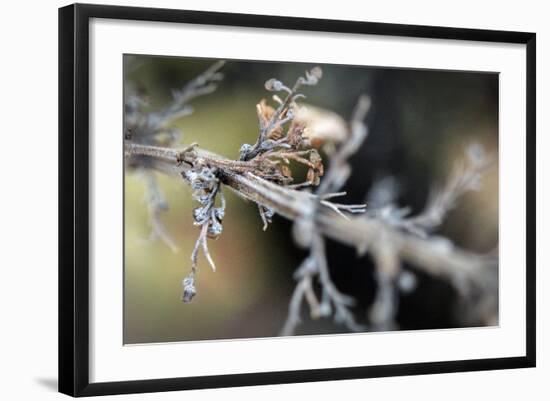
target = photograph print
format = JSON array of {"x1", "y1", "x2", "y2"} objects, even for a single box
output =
[{"x1": 123, "y1": 55, "x2": 498, "y2": 344}]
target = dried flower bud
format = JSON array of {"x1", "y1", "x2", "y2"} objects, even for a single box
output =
[
  {"x1": 309, "y1": 150, "x2": 324, "y2": 176},
  {"x1": 239, "y1": 143, "x2": 253, "y2": 160},
  {"x1": 309, "y1": 66, "x2": 323, "y2": 80},
  {"x1": 190, "y1": 179, "x2": 208, "y2": 191},
  {"x1": 185, "y1": 166, "x2": 218, "y2": 195},
  {"x1": 213, "y1": 207, "x2": 225, "y2": 221},
  {"x1": 304, "y1": 66, "x2": 323, "y2": 85},
  {"x1": 192, "y1": 208, "x2": 207, "y2": 225},
  {"x1": 257, "y1": 99, "x2": 275, "y2": 120},
  {"x1": 181, "y1": 276, "x2": 197, "y2": 303},
  {"x1": 286, "y1": 123, "x2": 305, "y2": 147},
  {"x1": 184, "y1": 170, "x2": 199, "y2": 182},
  {"x1": 263, "y1": 207, "x2": 274, "y2": 220},
  {"x1": 197, "y1": 193, "x2": 213, "y2": 205},
  {"x1": 264, "y1": 78, "x2": 284, "y2": 92},
  {"x1": 257, "y1": 99, "x2": 284, "y2": 139},
  {"x1": 207, "y1": 218, "x2": 223, "y2": 239}
]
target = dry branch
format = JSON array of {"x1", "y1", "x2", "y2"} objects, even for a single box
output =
[{"x1": 124, "y1": 141, "x2": 496, "y2": 292}]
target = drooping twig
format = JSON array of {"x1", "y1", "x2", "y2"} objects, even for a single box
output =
[
  {"x1": 180, "y1": 162, "x2": 226, "y2": 301},
  {"x1": 142, "y1": 171, "x2": 179, "y2": 253},
  {"x1": 281, "y1": 96, "x2": 371, "y2": 335}
]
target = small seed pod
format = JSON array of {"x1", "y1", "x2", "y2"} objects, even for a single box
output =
[
  {"x1": 239, "y1": 143, "x2": 253, "y2": 160},
  {"x1": 213, "y1": 207, "x2": 225, "y2": 221},
  {"x1": 263, "y1": 207, "x2": 275, "y2": 220},
  {"x1": 309, "y1": 149, "x2": 324, "y2": 176},
  {"x1": 207, "y1": 218, "x2": 223, "y2": 239},
  {"x1": 192, "y1": 206, "x2": 209, "y2": 225},
  {"x1": 181, "y1": 276, "x2": 197, "y2": 303},
  {"x1": 196, "y1": 192, "x2": 213, "y2": 205},
  {"x1": 264, "y1": 78, "x2": 284, "y2": 92}
]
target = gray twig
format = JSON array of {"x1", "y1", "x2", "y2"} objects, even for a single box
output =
[{"x1": 143, "y1": 171, "x2": 179, "y2": 253}]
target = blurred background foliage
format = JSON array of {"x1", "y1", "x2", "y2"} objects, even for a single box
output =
[{"x1": 124, "y1": 55, "x2": 498, "y2": 344}]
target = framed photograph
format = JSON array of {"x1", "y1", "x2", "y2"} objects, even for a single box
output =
[{"x1": 58, "y1": 3, "x2": 536, "y2": 397}]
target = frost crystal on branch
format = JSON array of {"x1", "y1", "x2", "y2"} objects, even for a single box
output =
[{"x1": 181, "y1": 162, "x2": 226, "y2": 301}]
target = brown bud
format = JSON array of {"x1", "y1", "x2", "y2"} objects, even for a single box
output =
[
  {"x1": 309, "y1": 150, "x2": 324, "y2": 176},
  {"x1": 257, "y1": 99, "x2": 283, "y2": 139},
  {"x1": 287, "y1": 122, "x2": 305, "y2": 146}
]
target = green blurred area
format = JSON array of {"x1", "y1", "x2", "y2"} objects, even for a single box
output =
[{"x1": 124, "y1": 55, "x2": 498, "y2": 344}]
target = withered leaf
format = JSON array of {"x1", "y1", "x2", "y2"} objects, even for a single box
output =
[{"x1": 257, "y1": 99, "x2": 284, "y2": 140}]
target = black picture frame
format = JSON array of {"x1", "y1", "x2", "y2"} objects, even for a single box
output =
[{"x1": 59, "y1": 3, "x2": 536, "y2": 397}]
